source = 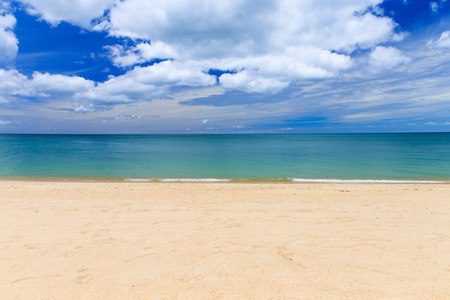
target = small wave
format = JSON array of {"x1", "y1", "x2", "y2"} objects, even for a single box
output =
[
  {"x1": 124, "y1": 178, "x2": 446, "y2": 183},
  {"x1": 289, "y1": 178, "x2": 447, "y2": 183},
  {"x1": 159, "y1": 178, "x2": 231, "y2": 182},
  {"x1": 124, "y1": 178, "x2": 153, "y2": 182}
]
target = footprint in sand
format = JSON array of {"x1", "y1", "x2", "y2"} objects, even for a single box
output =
[{"x1": 75, "y1": 267, "x2": 92, "y2": 285}]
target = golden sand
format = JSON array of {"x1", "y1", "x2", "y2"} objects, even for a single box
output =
[{"x1": 1, "y1": 181, "x2": 449, "y2": 299}]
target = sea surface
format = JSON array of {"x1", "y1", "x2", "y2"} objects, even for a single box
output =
[{"x1": 0, "y1": 133, "x2": 449, "y2": 182}]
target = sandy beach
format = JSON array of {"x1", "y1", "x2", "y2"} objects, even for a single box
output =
[{"x1": 1, "y1": 180, "x2": 449, "y2": 299}]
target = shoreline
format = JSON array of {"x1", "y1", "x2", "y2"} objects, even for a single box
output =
[
  {"x1": 1, "y1": 180, "x2": 449, "y2": 298},
  {"x1": 1, "y1": 176, "x2": 449, "y2": 184}
]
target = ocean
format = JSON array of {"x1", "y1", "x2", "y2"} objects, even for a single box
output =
[{"x1": 0, "y1": 133, "x2": 449, "y2": 182}]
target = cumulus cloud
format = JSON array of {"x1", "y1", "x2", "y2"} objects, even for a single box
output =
[
  {"x1": 106, "y1": 41, "x2": 179, "y2": 68},
  {"x1": 369, "y1": 46, "x2": 411, "y2": 71},
  {"x1": 17, "y1": 0, "x2": 115, "y2": 28},
  {"x1": 73, "y1": 60, "x2": 217, "y2": 111},
  {"x1": 0, "y1": 10, "x2": 15, "y2": 27},
  {"x1": 30, "y1": 72, "x2": 95, "y2": 93},
  {"x1": 105, "y1": 0, "x2": 396, "y2": 52},
  {"x1": 0, "y1": 1, "x2": 10, "y2": 13},
  {"x1": 215, "y1": 46, "x2": 353, "y2": 92},
  {"x1": 0, "y1": 69, "x2": 95, "y2": 103},
  {"x1": 0, "y1": 13, "x2": 18, "y2": 62},
  {"x1": 104, "y1": 44, "x2": 142, "y2": 68},
  {"x1": 8, "y1": 0, "x2": 407, "y2": 112},
  {"x1": 94, "y1": 0, "x2": 400, "y2": 94},
  {"x1": 0, "y1": 69, "x2": 35, "y2": 103},
  {"x1": 219, "y1": 71, "x2": 289, "y2": 94}
]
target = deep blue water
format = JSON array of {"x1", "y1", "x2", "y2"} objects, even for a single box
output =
[{"x1": 0, "y1": 133, "x2": 449, "y2": 181}]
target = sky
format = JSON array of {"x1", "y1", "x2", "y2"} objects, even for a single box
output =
[{"x1": 1, "y1": 0, "x2": 450, "y2": 134}]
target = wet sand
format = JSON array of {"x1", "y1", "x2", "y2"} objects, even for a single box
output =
[{"x1": 1, "y1": 181, "x2": 449, "y2": 299}]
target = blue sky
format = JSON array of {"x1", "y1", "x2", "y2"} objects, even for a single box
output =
[{"x1": 1, "y1": 0, "x2": 450, "y2": 133}]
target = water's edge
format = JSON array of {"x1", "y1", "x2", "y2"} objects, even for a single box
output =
[{"x1": 1, "y1": 176, "x2": 448, "y2": 184}]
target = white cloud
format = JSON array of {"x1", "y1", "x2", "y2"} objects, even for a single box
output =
[
  {"x1": 73, "y1": 60, "x2": 217, "y2": 110},
  {"x1": 0, "y1": 11, "x2": 15, "y2": 28},
  {"x1": 431, "y1": 2, "x2": 439, "y2": 12},
  {"x1": 369, "y1": 46, "x2": 411, "y2": 71},
  {"x1": 30, "y1": 72, "x2": 95, "y2": 93},
  {"x1": 73, "y1": 104, "x2": 96, "y2": 113},
  {"x1": 7, "y1": 0, "x2": 410, "y2": 113},
  {"x1": 425, "y1": 121, "x2": 450, "y2": 125},
  {"x1": 0, "y1": 14, "x2": 18, "y2": 61},
  {"x1": 136, "y1": 42, "x2": 179, "y2": 61},
  {"x1": 106, "y1": 41, "x2": 179, "y2": 68},
  {"x1": 105, "y1": 0, "x2": 395, "y2": 53},
  {"x1": 0, "y1": 120, "x2": 11, "y2": 125},
  {"x1": 104, "y1": 44, "x2": 143, "y2": 68},
  {"x1": 106, "y1": 43, "x2": 354, "y2": 94},
  {"x1": 94, "y1": 0, "x2": 399, "y2": 93},
  {"x1": 102, "y1": 114, "x2": 143, "y2": 122},
  {"x1": 17, "y1": 0, "x2": 115, "y2": 28},
  {"x1": 0, "y1": 1, "x2": 10, "y2": 14},
  {"x1": 0, "y1": 69, "x2": 95, "y2": 103},
  {"x1": 342, "y1": 111, "x2": 391, "y2": 121},
  {"x1": 219, "y1": 71, "x2": 289, "y2": 94},
  {"x1": 0, "y1": 69, "x2": 35, "y2": 102},
  {"x1": 434, "y1": 31, "x2": 450, "y2": 48},
  {"x1": 79, "y1": 46, "x2": 350, "y2": 109},
  {"x1": 430, "y1": 0, "x2": 447, "y2": 12}
]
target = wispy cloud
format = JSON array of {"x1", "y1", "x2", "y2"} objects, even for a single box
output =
[{"x1": 0, "y1": 120, "x2": 11, "y2": 125}]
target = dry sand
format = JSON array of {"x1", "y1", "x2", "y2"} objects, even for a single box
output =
[{"x1": 1, "y1": 180, "x2": 449, "y2": 299}]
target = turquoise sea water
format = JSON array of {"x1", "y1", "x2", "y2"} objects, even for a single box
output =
[{"x1": 0, "y1": 133, "x2": 449, "y2": 181}]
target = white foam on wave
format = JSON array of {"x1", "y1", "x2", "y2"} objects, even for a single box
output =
[
  {"x1": 159, "y1": 178, "x2": 231, "y2": 182},
  {"x1": 124, "y1": 178, "x2": 153, "y2": 182},
  {"x1": 289, "y1": 178, "x2": 447, "y2": 183},
  {"x1": 125, "y1": 178, "x2": 447, "y2": 183}
]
